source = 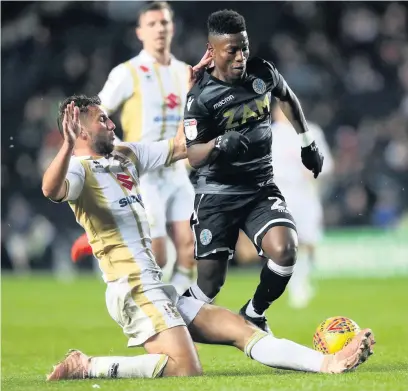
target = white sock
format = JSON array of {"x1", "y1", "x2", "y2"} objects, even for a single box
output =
[
  {"x1": 188, "y1": 282, "x2": 214, "y2": 303},
  {"x1": 245, "y1": 299, "x2": 264, "y2": 318},
  {"x1": 171, "y1": 266, "x2": 194, "y2": 295},
  {"x1": 245, "y1": 331, "x2": 325, "y2": 372},
  {"x1": 89, "y1": 354, "x2": 168, "y2": 378}
]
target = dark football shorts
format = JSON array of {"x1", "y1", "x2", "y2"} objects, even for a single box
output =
[{"x1": 190, "y1": 183, "x2": 297, "y2": 261}]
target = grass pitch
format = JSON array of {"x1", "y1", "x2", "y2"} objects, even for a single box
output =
[{"x1": 2, "y1": 272, "x2": 407, "y2": 391}]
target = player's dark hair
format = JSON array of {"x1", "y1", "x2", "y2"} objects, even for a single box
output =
[
  {"x1": 137, "y1": 1, "x2": 174, "y2": 26},
  {"x1": 207, "y1": 9, "x2": 246, "y2": 36},
  {"x1": 57, "y1": 94, "x2": 101, "y2": 136}
]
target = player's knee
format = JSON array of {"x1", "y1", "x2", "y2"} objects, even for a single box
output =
[
  {"x1": 265, "y1": 239, "x2": 298, "y2": 267},
  {"x1": 275, "y1": 241, "x2": 297, "y2": 266},
  {"x1": 165, "y1": 355, "x2": 203, "y2": 377}
]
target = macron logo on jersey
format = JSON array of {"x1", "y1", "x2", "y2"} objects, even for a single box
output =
[{"x1": 213, "y1": 95, "x2": 235, "y2": 109}]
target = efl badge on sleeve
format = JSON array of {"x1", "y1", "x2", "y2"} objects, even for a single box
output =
[
  {"x1": 252, "y1": 78, "x2": 266, "y2": 94},
  {"x1": 184, "y1": 118, "x2": 198, "y2": 140}
]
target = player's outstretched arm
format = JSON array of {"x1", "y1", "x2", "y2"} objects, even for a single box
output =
[
  {"x1": 187, "y1": 131, "x2": 249, "y2": 169},
  {"x1": 42, "y1": 102, "x2": 80, "y2": 201}
]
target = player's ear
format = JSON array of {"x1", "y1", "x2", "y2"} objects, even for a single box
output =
[
  {"x1": 79, "y1": 124, "x2": 88, "y2": 140},
  {"x1": 135, "y1": 26, "x2": 143, "y2": 42},
  {"x1": 207, "y1": 42, "x2": 213, "y2": 54}
]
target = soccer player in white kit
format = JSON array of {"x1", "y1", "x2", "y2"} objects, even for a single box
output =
[
  {"x1": 42, "y1": 95, "x2": 374, "y2": 381},
  {"x1": 271, "y1": 105, "x2": 334, "y2": 308},
  {"x1": 71, "y1": 1, "x2": 196, "y2": 294}
]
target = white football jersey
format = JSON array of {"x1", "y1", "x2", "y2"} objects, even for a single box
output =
[
  {"x1": 99, "y1": 50, "x2": 190, "y2": 179},
  {"x1": 272, "y1": 121, "x2": 333, "y2": 199},
  {"x1": 59, "y1": 140, "x2": 174, "y2": 283}
]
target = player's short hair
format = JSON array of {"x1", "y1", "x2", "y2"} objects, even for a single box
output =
[
  {"x1": 137, "y1": 1, "x2": 174, "y2": 26},
  {"x1": 57, "y1": 94, "x2": 101, "y2": 136},
  {"x1": 207, "y1": 9, "x2": 246, "y2": 36}
]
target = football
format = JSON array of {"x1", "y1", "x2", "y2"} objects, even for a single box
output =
[{"x1": 313, "y1": 316, "x2": 361, "y2": 354}]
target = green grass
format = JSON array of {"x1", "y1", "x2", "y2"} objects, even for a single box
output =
[{"x1": 2, "y1": 272, "x2": 407, "y2": 390}]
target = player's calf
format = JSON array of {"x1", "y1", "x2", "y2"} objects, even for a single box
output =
[
  {"x1": 184, "y1": 257, "x2": 229, "y2": 302},
  {"x1": 47, "y1": 327, "x2": 203, "y2": 381},
  {"x1": 144, "y1": 326, "x2": 203, "y2": 377},
  {"x1": 243, "y1": 226, "x2": 298, "y2": 323}
]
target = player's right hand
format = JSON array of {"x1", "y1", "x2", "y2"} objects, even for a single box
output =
[
  {"x1": 188, "y1": 50, "x2": 213, "y2": 90},
  {"x1": 215, "y1": 131, "x2": 250, "y2": 160},
  {"x1": 62, "y1": 101, "x2": 81, "y2": 147}
]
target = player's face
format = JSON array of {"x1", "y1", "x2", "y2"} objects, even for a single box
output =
[
  {"x1": 211, "y1": 32, "x2": 249, "y2": 81},
  {"x1": 84, "y1": 106, "x2": 116, "y2": 155},
  {"x1": 136, "y1": 9, "x2": 174, "y2": 52}
]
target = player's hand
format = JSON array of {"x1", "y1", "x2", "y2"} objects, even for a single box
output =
[
  {"x1": 215, "y1": 131, "x2": 250, "y2": 160},
  {"x1": 187, "y1": 50, "x2": 213, "y2": 90},
  {"x1": 62, "y1": 101, "x2": 81, "y2": 147},
  {"x1": 301, "y1": 141, "x2": 324, "y2": 178}
]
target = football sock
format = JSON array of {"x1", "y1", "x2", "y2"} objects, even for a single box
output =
[
  {"x1": 245, "y1": 331, "x2": 324, "y2": 372},
  {"x1": 250, "y1": 259, "x2": 294, "y2": 316},
  {"x1": 89, "y1": 354, "x2": 168, "y2": 378},
  {"x1": 184, "y1": 282, "x2": 214, "y2": 303}
]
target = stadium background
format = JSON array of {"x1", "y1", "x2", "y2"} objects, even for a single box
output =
[
  {"x1": 2, "y1": 1, "x2": 407, "y2": 276},
  {"x1": 2, "y1": 2, "x2": 408, "y2": 390}
]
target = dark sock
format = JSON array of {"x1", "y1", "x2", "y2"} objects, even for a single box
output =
[{"x1": 252, "y1": 260, "x2": 294, "y2": 315}]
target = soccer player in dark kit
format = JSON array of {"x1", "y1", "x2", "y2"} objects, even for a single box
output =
[{"x1": 183, "y1": 9, "x2": 324, "y2": 332}]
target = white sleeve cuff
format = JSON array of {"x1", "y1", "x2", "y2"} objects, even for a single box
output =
[{"x1": 299, "y1": 131, "x2": 315, "y2": 147}]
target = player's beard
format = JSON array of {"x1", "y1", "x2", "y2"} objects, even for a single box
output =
[{"x1": 93, "y1": 134, "x2": 114, "y2": 156}]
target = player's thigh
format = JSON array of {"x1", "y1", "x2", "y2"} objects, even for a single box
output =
[
  {"x1": 105, "y1": 276, "x2": 186, "y2": 348},
  {"x1": 166, "y1": 180, "x2": 195, "y2": 224},
  {"x1": 191, "y1": 193, "x2": 243, "y2": 261},
  {"x1": 140, "y1": 180, "x2": 167, "y2": 239},
  {"x1": 187, "y1": 303, "x2": 260, "y2": 351},
  {"x1": 243, "y1": 185, "x2": 298, "y2": 256}
]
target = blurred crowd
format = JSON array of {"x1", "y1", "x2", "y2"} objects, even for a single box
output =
[{"x1": 2, "y1": 1, "x2": 408, "y2": 271}]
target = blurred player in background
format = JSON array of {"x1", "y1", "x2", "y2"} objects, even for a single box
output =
[
  {"x1": 271, "y1": 105, "x2": 334, "y2": 308},
  {"x1": 70, "y1": 1, "x2": 196, "y2": 294},
  {"x1": 43, "y1": 95, "x2": 374, "y2": 381}
]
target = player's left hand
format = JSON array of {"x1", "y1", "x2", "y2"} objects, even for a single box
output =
[
  {"x1": 301, "y1": 141, "x2": 324, "y2": 178},
  {"x1": 187, "y1": 50, "x2": 213, "y2": 90}
]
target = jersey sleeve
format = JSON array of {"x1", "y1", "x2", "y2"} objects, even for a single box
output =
[
  {"x1": 51, "y1": 158, "x2": 85, "y2": 203},
  {"x1": 183, "y1": 91, "x2": 213, "y2": 147},
  {"x1": 250, "y1": 57, "x2": 284, "y2": 92},
  {"x1": 122, "y1": 140, "x2": 174, "y2": 176},
  {"x1": 98, "y1": 63, "x2": 133, "y2": 114}
]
